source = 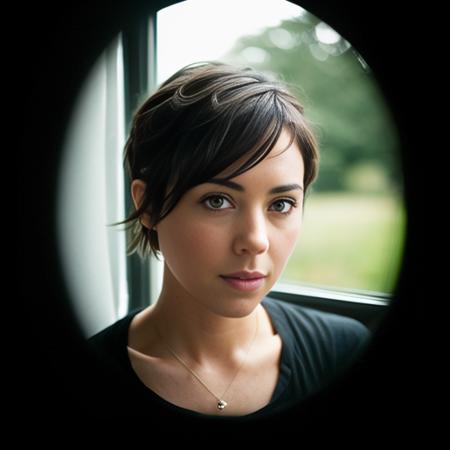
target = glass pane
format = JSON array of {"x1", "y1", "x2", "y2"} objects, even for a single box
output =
[{"x1": 157, "y1": 0, "x2": 405, "y2": 296}]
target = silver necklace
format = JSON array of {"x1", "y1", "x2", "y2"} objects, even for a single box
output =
[{"x1": 162, "y1": 313, "x2": 259, "y2": 411}]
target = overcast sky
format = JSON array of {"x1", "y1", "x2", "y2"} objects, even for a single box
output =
[{"x1": 157, "y1": 0, "x2": 306, "y2": 83}]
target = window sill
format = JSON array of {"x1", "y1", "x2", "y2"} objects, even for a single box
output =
[{"x1": 269, "y1": 281, "x2": 390, "y2": 330}]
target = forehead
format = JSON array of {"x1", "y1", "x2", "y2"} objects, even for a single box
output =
[{"x1": 216, "y1": 128, "x2": 304, "y2": 184}]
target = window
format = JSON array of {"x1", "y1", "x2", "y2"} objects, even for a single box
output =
[
  {"x1": 58, "y1": 0, "x2": 404, "y2": 336},
  {"x1": 156, "y1": 0, "x2": 405, "y2": 299}
]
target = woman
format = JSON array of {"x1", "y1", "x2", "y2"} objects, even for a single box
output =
[{"x1": 88, "y1": 61, "x2": 370, "y2": 420}]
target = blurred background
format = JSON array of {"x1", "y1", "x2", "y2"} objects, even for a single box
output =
[
  {"x1": 158, "y1": 0, "x2": 405, "y2": 295},
  {"x1": 59, "y1": 0, "x2": 405, "y2": 335}
]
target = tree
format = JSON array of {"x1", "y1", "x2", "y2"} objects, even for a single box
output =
[{"x1": 223, "y1": 14, "x2": 402, "y2": 194}]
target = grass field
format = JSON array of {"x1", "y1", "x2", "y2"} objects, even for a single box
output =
[{"x1": 280, "y1": 192, "x2": 407, "y2": 294}]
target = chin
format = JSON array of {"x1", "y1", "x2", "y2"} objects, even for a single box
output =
[{"x1": 213, "y1": 295, "x2": 263, "y2": 319}]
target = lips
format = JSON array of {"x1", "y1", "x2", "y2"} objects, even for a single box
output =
[
  {"x1": 219, "y1": 271, "x2": 267, "y2": 292},
  {"x1": 220, "y1": 271, "x2": 267, "y2": 280}
]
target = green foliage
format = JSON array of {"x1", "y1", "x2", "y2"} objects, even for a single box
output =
[
  {"x1": 281, "y1": 193, "x2": 406, "y2": 294},
  {"x1": 221, "y1": 13, "x2": 407, "y2": 294},
  {"x1": 222, "y1": 14, "x2": 403, "y2": 194}
]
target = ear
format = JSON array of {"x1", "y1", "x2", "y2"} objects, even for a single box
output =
[{"x1": 131, "y1": 179, "x2": 153, "y2": 229}]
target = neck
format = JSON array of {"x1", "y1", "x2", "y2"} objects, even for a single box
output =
[{"x1": 147, "y1": 269, "x2": 262, "y2": 367}]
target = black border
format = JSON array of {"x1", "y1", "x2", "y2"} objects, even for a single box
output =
[{"x1": 15, "y1": 0, "x2": 424, "y2": 437}]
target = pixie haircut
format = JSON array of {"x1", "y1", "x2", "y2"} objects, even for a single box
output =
[{"x1": 122, "y1": 62, "x2": 319, "y2": 259}]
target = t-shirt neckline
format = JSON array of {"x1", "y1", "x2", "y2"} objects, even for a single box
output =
[{"x1": 122, "y1": 297, "x2": 292, "y2": 418}]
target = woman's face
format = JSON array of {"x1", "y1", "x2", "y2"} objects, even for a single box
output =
[{"x1": 154, "y1": 129, "x2": 305, "y2": 318}]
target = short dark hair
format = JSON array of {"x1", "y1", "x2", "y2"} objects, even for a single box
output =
[{"x1": 121, "y1": 61, "x2": 319, "y2": 259}]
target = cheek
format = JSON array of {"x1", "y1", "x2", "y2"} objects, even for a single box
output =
[
  {"x1": 158, "y1": 215, "x2": 227, "y2": 273},
  {"x1": 285, "y1": 226, "x2": 301, "y2": 254},
  {"x1": 270, "y1": 221, "x2": 301, "y2": 263}
]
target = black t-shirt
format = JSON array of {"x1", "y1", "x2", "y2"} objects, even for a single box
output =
[{"x1": 86, "y1": 296, "x2": 370, "y2": 421}]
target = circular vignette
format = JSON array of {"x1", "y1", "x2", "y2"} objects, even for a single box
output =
[{"x1": 19, "y1": 0, "x2": 420, "y2": 430}]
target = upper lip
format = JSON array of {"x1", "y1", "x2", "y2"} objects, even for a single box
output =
[{"x1": 220, "y1": 271, "x2": 267, "y2": 279}]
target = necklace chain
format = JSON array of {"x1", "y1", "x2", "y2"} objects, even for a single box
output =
[{"x1": 161, "y1": 313, "x2": 259, "y2": 411}]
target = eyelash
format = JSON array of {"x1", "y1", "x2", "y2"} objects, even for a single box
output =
[{"x1": 201, "y1": 193, "x2": 298, "y2": 216}]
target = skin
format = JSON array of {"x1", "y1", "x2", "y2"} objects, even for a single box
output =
[{"x1": 128, "y1": 128, "x2": 305, "y2": 415}]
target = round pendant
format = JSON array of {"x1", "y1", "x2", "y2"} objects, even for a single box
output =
[{"x1": 217, "y1": 400, "x2": 228, "y2": 410}]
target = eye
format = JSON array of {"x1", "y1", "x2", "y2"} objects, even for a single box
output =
[
  {"x1": 202, "y1": 194, "x2": 233, "y2": 211},
  {"x1": 270, "y1": 199, "x2": 297, "y2": 215}
]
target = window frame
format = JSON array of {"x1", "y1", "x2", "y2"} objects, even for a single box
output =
[
  {"x1": 122, "y1": 15, "x2": 157, "y2": 311},
  {"x1": 270, "y1": 282, "x2": 390, "y2": 330}
]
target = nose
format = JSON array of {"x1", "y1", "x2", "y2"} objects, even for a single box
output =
[{"x1": 232, "y1": 209, "x2": 270, "y2": 256}]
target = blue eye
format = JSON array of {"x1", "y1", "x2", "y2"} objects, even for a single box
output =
[
  {"x1": 203, "y1": 195, "x2": 233, "y2": 210},
  {"x1": 270, "y1": 199, "x2": 297, "y2": 215}
]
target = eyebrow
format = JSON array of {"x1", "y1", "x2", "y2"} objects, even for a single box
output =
[{"x1": 207, "y1": 178, "x2": 303, "y2": 194}]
